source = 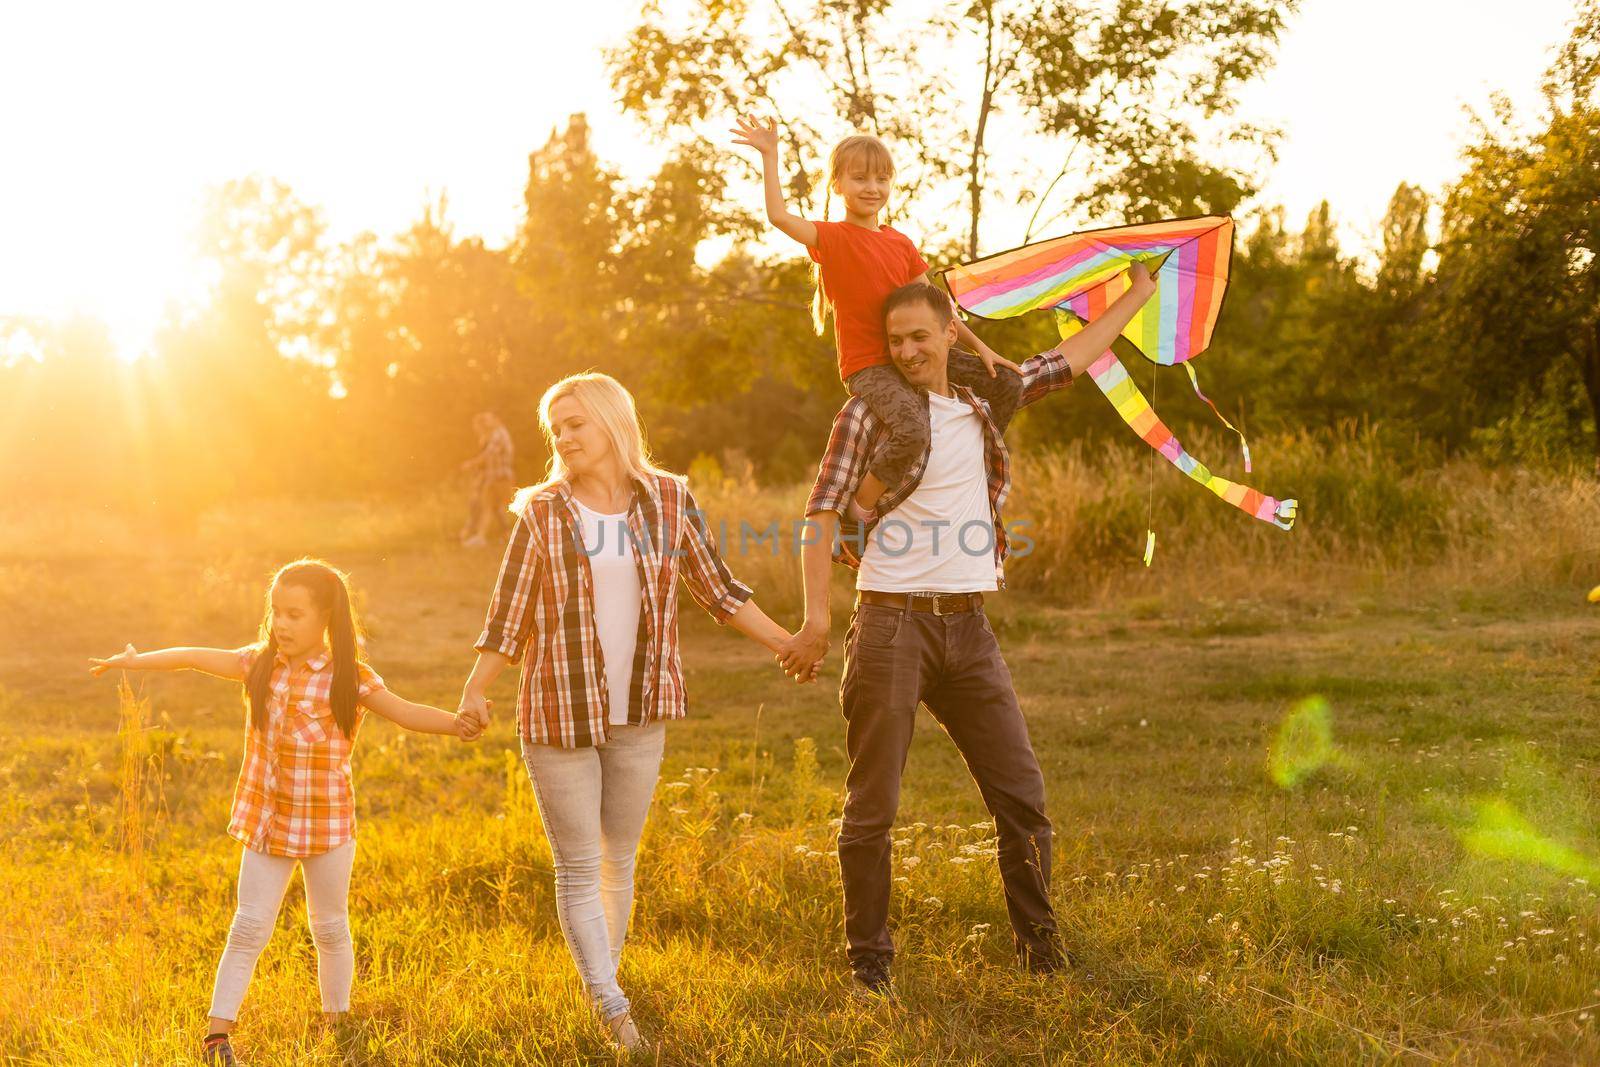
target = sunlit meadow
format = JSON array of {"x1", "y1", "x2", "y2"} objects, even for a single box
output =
[{"x1": 3, "y1": 441, "x2": 1599, "y2": 1064}]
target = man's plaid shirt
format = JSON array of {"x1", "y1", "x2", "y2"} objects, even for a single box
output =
[
  {"x1": 804, "y1": 346, "x2": 1075, "y2": 587},
  {"x1": 476, "y1": 470, "x2": 753, "y2": 748}
]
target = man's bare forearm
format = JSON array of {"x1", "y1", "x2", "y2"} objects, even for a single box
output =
[
  {"x1": 801, "y1": 510, "x2": 838, "y2": 635},
  {"x1": 1058, "y1": 276, "x2": 1157, "y2": 376}
]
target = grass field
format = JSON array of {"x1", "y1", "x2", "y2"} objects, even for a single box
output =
[{"x1": 3, "y1": 471, "x2": 1599, "y2": 1064}]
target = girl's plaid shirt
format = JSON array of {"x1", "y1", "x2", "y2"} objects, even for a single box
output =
[
  {"x1": 227, "y1": 646, "x2": 385, "y2": 858},
  {"x1": 803, "y1": 346, "x2": 1075, "y2": 587},
  {"x1": 475, "y1": 471, "x2": 753, "y2": 748}
]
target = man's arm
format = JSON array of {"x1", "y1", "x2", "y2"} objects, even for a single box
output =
[
  {"x1": 774, "y1": 401, "x2": 875, "y2": 677},
  {"x1": 1007, "y1": 260, "x2": 1160, "y2": 414},
  {"x1": 777, "y1": 508, "x2": 837, "y2": 676},
  {"x1": 1054, "y1": 260, "x2": 1158, "y2": 378}
]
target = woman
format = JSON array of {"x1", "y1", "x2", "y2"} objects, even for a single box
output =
[
  {"x1": 456, "y1": 373, "x2": 808, "y2": 1052},
  {"x1": 459, "y1": 411, "x2": 516, "y2": 548}
]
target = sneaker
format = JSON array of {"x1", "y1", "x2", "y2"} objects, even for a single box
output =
[
  {"x1": 851, "y1": 956, "x2": 894, "y2": 1000},
  {"x1": 201, "y1": 1034, "x2": 239, "y2": 1066},
  {"x1": 603, "y1": 1009, "x2": 647, "y2": 1054}
]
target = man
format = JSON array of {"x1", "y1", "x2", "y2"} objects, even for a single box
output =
[{"x1": 778, "y1": 266, "x2": 1155, "y2": 995}]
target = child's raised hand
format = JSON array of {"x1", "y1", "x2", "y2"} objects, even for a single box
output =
[
  {"x1": 88, "y1": 643, "x2": 140, "y2": 676},
  {"x1": 730, "y1": 114, "x2": 780, "y2": 157}
]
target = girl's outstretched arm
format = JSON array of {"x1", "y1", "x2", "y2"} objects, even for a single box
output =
[
  {"x1": 360, "y1": 687, "x2": 475, "y2": 738},
  {"x1": 88, "y1": 643, "x2": 245, "y2": 680},
  {"x1": 730, "y1": 115, "x2": 818, "y2": 248}
]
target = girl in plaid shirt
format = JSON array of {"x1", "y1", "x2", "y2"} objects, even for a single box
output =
[
  {"x1": 90, "y1": 559, "x2": 473, "y2": 1067},
  {"x1": 456, "y1": 372, "x2": 811, "y2": 1054}
]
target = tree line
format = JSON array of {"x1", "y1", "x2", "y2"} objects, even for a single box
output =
[{"x1": 1, "y1": 0, "x2": 1594, "y2": 515}]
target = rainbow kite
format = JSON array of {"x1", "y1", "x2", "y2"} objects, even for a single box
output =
[{"x1": 943, "y1": 216, "x2": 1297, "y2": 539}]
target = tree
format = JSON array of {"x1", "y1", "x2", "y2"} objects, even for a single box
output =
[
  {"x1": 1431, "y1": 1, "x2": 1600, "y2": 468},
  {"x1": 609, "y1": 0, "x2": 1295, "y2": 259}
]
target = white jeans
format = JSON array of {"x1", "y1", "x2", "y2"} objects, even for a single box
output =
[
  {"x1": 208, "y1": 838, "x2": 356, "y2": 1020},
  {"x1": 523, "y1": 722, "x2": 666, "y2": 1020}
]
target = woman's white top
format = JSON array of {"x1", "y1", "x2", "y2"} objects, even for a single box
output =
[{"x1": 573, "y1": 497, "x2": 642, "y2": 726}]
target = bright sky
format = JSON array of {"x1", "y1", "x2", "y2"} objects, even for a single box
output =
[{"x1": 0, "y1": 0, "x2": 1579, "y2": 360}]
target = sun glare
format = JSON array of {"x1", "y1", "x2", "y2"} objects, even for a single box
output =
[{"x1": 0, "y1": 0, "x2": 1578, "y2": 362}]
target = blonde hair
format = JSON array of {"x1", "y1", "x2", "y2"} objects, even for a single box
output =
[
  {"x1": 512, "y1": 372, "x2": 673, "y2": 512},
  {"x1": 812, "y1": 134, "x2": 897, "y2": 334}
]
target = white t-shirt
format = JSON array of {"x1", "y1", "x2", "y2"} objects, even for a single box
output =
[
  {"x1": 857, "y1": 390, "x2": 999, "y2": 594},
  {"x1": 573, "y1": 498, "x2": 642, "y2": 726}
]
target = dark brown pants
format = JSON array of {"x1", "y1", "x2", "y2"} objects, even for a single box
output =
[{"x1": 837, "y1": 601, "x2": 1059, "y2": 970}]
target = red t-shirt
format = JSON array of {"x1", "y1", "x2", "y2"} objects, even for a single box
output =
[{"x1": 808, "y1": 220, "x2": 930, "y2": 380}]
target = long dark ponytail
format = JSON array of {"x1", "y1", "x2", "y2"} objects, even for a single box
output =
[{"x1": 245, "y1": 559, "x2": 363, "y2": 738}]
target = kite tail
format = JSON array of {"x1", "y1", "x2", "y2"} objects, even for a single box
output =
[
  {"x1": 1182, "y1": 362, "x2": 1253, "y2": 473},
  {"x1": 1084, "y1": 350, "x2": 1298, "y2": 532}
]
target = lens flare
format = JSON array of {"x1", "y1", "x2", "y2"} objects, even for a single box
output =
[
  {"x1": 1460, "y1": 798, "x2": 1600, "y2": 881},
  {"x1": 1268, "y1": 696, "x2": 1334, "y2": 789}
]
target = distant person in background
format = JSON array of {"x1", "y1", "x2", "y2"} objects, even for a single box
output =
[{"x1": 459, "y1": 411, "x2": 516, "y2": 548}]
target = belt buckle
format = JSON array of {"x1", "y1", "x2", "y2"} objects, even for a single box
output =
[{"x1": 932, "y1": 594, "x2": 953, "y2": 616}]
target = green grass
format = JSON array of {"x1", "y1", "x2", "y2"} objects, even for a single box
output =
[{"x1": 4, "y1": 488, "x2": 1600, "y2": 1064}]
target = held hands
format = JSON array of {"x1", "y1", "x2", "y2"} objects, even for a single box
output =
[
  {"x1": 730, "y1": 114, "x2": 780, "y2": 157},
  {"x1": 88, "y1": 643, "x2": 140, "y2": 676},
  {"x1": 456, "y1": 690, "x2": 492, "y2": 742},
  {"x1": 775, "y1": 626, "x2": 829, "y2": 684}
]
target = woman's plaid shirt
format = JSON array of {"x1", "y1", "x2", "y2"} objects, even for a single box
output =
[
  {"x1": 804, "y1": 346, "x2": 1075, "y2": 587},
  {"x1": 227, "y1": 646, "x2": 385, "y2": 858},
  {"x1": 475, "y1": 471, "x2": 753, "y2": 748}
]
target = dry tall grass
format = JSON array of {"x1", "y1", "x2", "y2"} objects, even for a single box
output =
[{"x1": 685, "y1": 429, "x2": 1600, "y2": 615}]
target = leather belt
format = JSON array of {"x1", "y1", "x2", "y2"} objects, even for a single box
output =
[{"x1": 857, "y1": 590, "x2": 985, "y2": 616}]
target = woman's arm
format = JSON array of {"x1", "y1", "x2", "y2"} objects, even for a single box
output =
[
  {"x1": 723, "y1": 599, "x2": 789, "y2": 654},
  {"x1": 88, "y1": 643, "x2": 246, "y2": 680},
  {"x1": 727, "y1": 600, "x2": 822, "y2": 684},
  {"x1": 731, "y1": 115, "x2": 818, "y2": 248},
  {"x1": 458, "y1": 650, "x2": 513, "y2": 737},
  {"x1": 360, "y1": 687, "x2": 470, "y2": 737},
  {"x1": 464, "y1": 508, "x2": 544, "y2": 738}
]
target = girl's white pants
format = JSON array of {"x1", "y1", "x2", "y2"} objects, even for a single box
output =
[{"x1": 208, "y1": 838, "x2": 356, "y2": 1020}]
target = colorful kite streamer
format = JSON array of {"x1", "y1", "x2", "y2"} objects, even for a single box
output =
[{"x1": 943, "y1": 216, "x2": 1298, "y2": 534}]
